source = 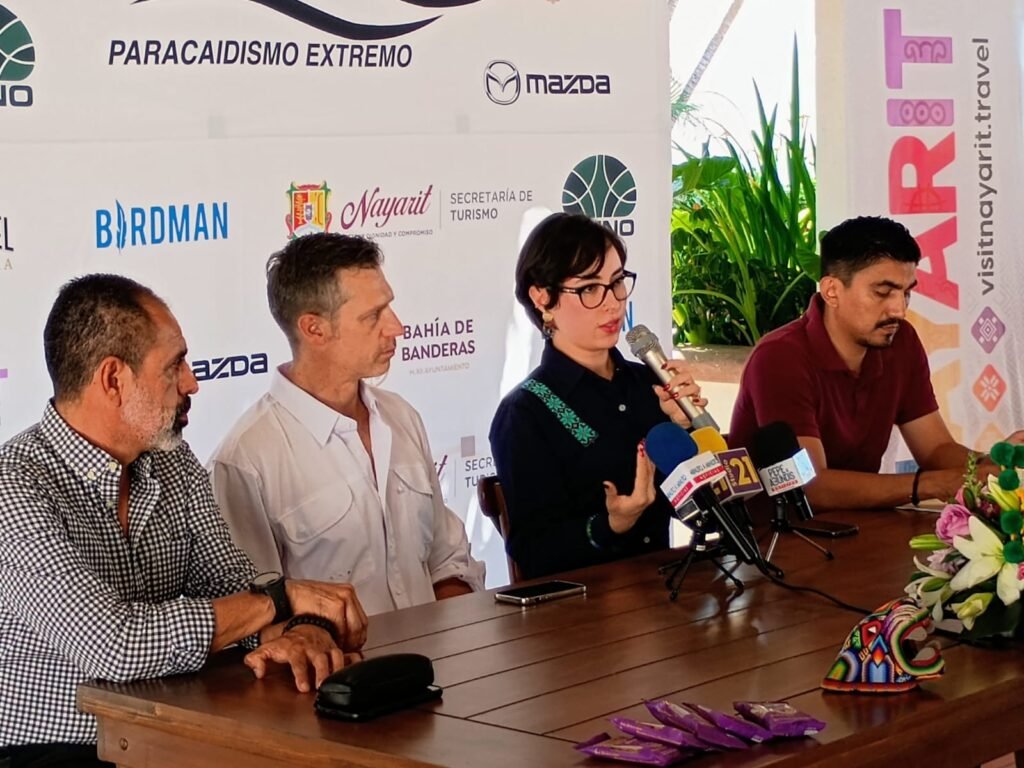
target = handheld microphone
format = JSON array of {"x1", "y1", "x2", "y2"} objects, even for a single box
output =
[
  {"x1": 626, "y1": 325, "x2": 719, "y2": 431},
  {"x1": 749, "y1": 422, "x2": 816, "y2": 521},
  {"x1": 645, "y1": 423, "x2": 760, "y2": 564}
]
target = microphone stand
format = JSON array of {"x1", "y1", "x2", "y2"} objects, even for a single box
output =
[
  {"x1": 658, "y1": 511, "x2": 744, "y2": 602},
  {"x1": 763, "y1": 497, "x2": 833, "y2": 563}
]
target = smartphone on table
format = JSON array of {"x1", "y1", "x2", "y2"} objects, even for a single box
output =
[
  {"x1": 494, "y1": 580, "x2": 587, "y2": 606},
  {"x1": 790, "y1": 519, "x2": 859, "y2": 538}
]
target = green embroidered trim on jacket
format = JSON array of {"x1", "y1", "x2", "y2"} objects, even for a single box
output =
[{"x1": 521, "y1": 378, "x2": 598, "y2": 447}]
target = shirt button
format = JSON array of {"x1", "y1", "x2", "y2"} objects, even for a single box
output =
[
  {"x1": 107, "y1": 462, "x2": 118, "y2": 472},
  {"x1": 643, "y1": 536, "x2": 651, "y2": 544},
  {"x1": 618, "y1": 404, "x2": 627, "y2": 412},
  {"x1": 86, "y1": 470, "x2": 96, "y2": 481}
]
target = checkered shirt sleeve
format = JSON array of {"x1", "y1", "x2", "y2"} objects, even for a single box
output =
[{"x1": 0, "y1": 404, "x2": 257, "y2": 746}]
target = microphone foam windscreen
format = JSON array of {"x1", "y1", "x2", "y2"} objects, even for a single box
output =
[
  {"x1": 645, "y1": 422, "x2": 698, "y2": 476},
  {"x1": 625, "y1": 324, "x2": 658, "y2": 356},
  {"x1": 691, "y1": 427, "x2": 728, "y2": 455},
  {"x1": 750, "y1": 421, "x2": 801, "y2": 468}
]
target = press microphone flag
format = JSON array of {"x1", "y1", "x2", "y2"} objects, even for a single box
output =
[
  {"x1": 625, "y1": 325, "x2": 719, "y2": 431},
  {"x1": 758, "y1": 450, "x2": 816, "y2": 496},
  {"x1": 645, "y1": 423, "x2": 725, "y2": 508},
  {"x1": 690, "y1": 427, "x2": 763, "y2": 504}
]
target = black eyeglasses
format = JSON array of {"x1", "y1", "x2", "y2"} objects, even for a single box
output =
[{"x1": 557, "y1": 270, "x2": 637, "y2": 309}]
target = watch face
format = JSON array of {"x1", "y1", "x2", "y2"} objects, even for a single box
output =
[{"x1": 252, "y1": 571, "x2": 282, "y2": 590}]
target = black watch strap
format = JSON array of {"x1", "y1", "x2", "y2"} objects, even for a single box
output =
[
  {"x1": 250, "y1": 572, "x2": 291, "y2": 624},
  {"x1": 284, "y1": 613, "x2": 336, "y2": 640}
]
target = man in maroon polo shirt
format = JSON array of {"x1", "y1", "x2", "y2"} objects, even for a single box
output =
[{"x1": 730, "y1": 215, "x2": 1021, "y2": 511}]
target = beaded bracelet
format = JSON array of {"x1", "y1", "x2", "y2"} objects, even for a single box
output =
[
  {"x1": 911, "y1": 467, "x2": 923, "y2": 506},
  {"x1": 585, "y1": 513, "x2": 603, "y2": 550}
]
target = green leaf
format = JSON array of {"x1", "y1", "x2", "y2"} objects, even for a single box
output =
[
  {"x1": 961, "y1": 599, "x2": 1022, "y2": 642},
  {"x1": 670, "y1": 41, "x2": 816, "y2": 346}
]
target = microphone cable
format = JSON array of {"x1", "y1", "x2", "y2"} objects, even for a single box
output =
[
  {"x1": 713, "y1": 546, "x2": 871, "y2": 616},
  {"x1": 758, "y1": 565, "x2": 872, "y2": 616}
]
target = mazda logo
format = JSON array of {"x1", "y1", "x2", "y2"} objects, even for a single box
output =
[{"x1": 484, "y1": 59, "x2": 521, "y2": 105}]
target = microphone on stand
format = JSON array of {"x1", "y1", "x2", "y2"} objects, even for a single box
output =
[
  {"x1": 749, "y1": 422, "x2": 817, "y2": 521},
  {"x1": 749, "y1": 421, "x2": 832, "y2": 563},
  {"x1": 645, "y1": 423, "x2": 760, "y2": 567},
  {"x1": 626, "y1": 325, "x2": 719, "y2": 431},
  {"x1": 690, "y1": 427, "x2": 763, "y2": 535}
]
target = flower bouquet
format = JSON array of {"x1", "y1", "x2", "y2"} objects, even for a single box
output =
[{"x1": 906, "y1": 443, "x2": 1024, "y2": 642}]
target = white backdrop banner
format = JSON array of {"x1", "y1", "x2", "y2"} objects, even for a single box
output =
[
  {"x1": 817, "y1": 0, "x2": 1024, "y2": 461},
  {"x1": 0, "y1": 0, "x2": 671, "y2": 586}
]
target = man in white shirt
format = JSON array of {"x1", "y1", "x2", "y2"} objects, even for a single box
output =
[{"x1": 209, "y1": 233, "x2": 484, "y2": 616}]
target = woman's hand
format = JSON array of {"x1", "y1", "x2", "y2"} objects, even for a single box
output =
[
  {"x1": 605, "y1": 442, "x2": 657, "y2": 534},
  {"x1": 652, "y1": 360, "x2": 707, "y2": 427}
]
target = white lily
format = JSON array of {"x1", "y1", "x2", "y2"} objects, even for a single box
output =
[
  {"x1": 950, "y1": 516, "x2": 1024, "y2": 605},
  {"x1": 907, "y1": 556, "x2": 954, "y2": 622}
]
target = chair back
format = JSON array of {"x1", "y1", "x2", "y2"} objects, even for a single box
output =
[{"x1": 477, "y1": 475, "x2": 523, "y2": 584}]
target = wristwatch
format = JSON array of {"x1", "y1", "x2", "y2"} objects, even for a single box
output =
[{"x1": 249, "y1": 571, "x2": 291, "y2": 624}]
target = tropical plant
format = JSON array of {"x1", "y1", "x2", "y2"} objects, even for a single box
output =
[{"x1": 670, "y1": 41, "x2": 818, "y2": 347}]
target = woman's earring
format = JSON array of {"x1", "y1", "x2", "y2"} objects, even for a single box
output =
[{"x1": 541, "y1": 310, "x2": 556, "y2": 339}]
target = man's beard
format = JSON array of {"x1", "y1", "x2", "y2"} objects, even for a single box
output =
[
  {"x1": 860, "y1": 321, "x2": 900, "y2": 349},
  {"x1": 124, "y1": 392, "x2": 189, "y2": 453}
]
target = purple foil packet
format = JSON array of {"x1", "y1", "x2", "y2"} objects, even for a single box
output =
[
  {"x1": 683, "y1": 702, "x2": 773, "y2": 743},
  {"x1": 609, "y1": 716, "x2": 709, "y2": 751},
  {"x1": 733, "y1": 701, "x2": 827, "y2": 738},
  {"x1": 575, "y1": 733, "x2": 690, "y2": 766},
  {"x1": 644, "y1": 700, "x2": 749, "y2": 750}
]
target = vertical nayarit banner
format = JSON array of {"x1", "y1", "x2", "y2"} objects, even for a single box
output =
[
  {"x1": 817, "y1": 0, "x2": 1024, "y2": 461},
  {"x1": 0, "y1": 0, "x2": 670, "y2": 585}
]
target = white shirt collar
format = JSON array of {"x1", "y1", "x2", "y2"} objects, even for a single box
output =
[{"x1": 269, "y1": 365, "x2": 380, "y2": 448}]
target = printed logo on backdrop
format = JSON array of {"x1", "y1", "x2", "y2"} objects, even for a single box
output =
[
  {"x1": 971, "y1": 307, "x2": 1005, "y2": 354},
  {"x1": 112, "y1": 0, "x2": 486, "y2": 69},
  {"x1": 191, "y1": 353, "x2": 268, "y2": 383},
  {"x1": 483, "y1": 59, "x2": 611, "y2": 105},
  {"x1": 286, "y1": 182, "x2": 332, "y2": 239},
  {"x1": 96, "y1": 200, "x2": 229, "y2": 251},
  {"x1": 562, "y1": 154, "x2": 636, "y2": 237},
  {"x1": 447, "y1": 186, "x2": 534, "y2": 224},
  {"x1": 0, "y1": 214, "x2": 12, "y2": 271},
  {"x1": 433, "y1": 452, "x2": 453, "y2": 502},
  {"x1": 399, "y1": 316, "x2": 476, "y2": 375},
  {"x1": 972, "y1": 364, "x2": 1006, "y2": 413},
  {"x1": 338, "y1": 184, "x2": 434, "y2": 239},
  {"x1": 0, "y1": 4, "x2": 35, "y2": 108},
  {"x1": 459, "y1": 436, "x2": 493, "y2": 491}
]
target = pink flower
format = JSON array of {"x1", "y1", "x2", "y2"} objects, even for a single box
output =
[
  {"x1": 955, "y1": 487, "x2": 967, "y2": 507},
  {"x1": 1018, "y1": 562, "x2": 1024, "y2": 582},
  {"x1": 936, "y1": 503, "x2": 973, "y2": 544},
  {"x1": 927, "y1": 548, "x2": 961, "y2": 575}
]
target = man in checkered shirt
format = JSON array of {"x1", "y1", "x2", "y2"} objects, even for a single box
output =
[{"x1": 0, "y1": 275, "x2": 369, "y2": 768}]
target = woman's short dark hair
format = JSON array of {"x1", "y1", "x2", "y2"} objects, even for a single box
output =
[
  {"x1": 820, "y1": 216, "x2": 921, "y2": 284},
  {"x1": 266, "y1": 233, "x2": 382, "y2": 346},
  {"x1": 514, "y1": 213, "x2": 627, "y2": 330},
  {"x1": 43, "y1": 274, "x2": 161, "y2": 402}
]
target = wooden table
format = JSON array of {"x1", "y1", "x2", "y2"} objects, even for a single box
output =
[{"x1": 79, "y1": 510, "x2": 1024, "y2": 767}]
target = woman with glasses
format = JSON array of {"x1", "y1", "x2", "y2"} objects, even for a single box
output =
[{"x1": 489, "y1": 212, "x2": 706, "y2": 580}]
